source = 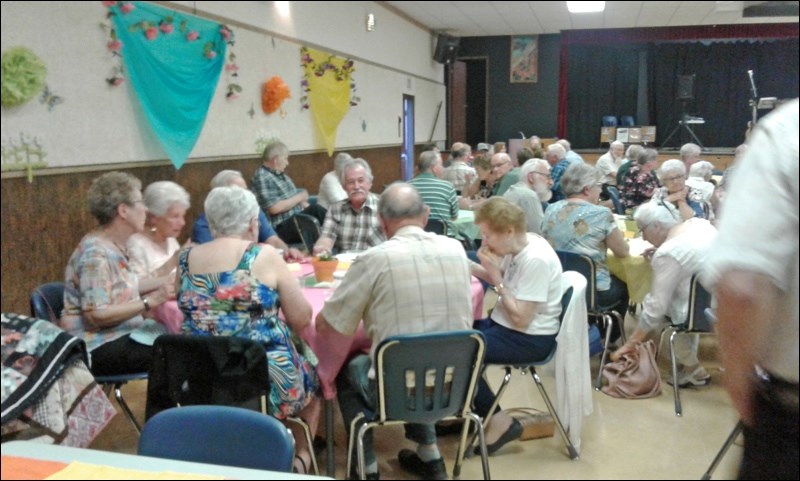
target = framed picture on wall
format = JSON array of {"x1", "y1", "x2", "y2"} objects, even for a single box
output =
[{"x1": 510, "y1": 35, "x2": 538, "y2": 83}]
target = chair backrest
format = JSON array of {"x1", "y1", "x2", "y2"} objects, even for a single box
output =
[
  {"x1": 620, "y1": 115, "x2": 635, "y2": 127},
  {"x1": 605, "y1": 185, "x2": 625, "y2": 215},
  {"x1": 293, "y1": 213, "x2": 321, "y2": 253},
  {"x1": 374, "y1": 330, "x2": 485, "y2": 425},
  {"x1": 139, "y1": 405, "x2": 295, "y2": 472},
  {"x1": 30, "y1": 282, "x2": 65, "y2": 323},
  {"x1": 555, "y1": 251, "x2": 597, "y2": 311},
  {"x1": 602, "y1": 115, "x2": 618, "y2": 127},
  {"x1": 686, "y1": 275, "x2": 713, "y2": 332},
  {"x1": 424, "y1": 218, "x2": 447, "y2": 235},
  {"x1": 145, "y1": 335, "x2": 269, "y2": 421}
]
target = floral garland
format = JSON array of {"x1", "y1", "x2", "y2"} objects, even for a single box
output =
[
  {"x1": 299, "y1": 46, "x2": 360, "y2": 110},
  {"x1": 100, "y1": 1, "x2": 240, "y2": 99}
]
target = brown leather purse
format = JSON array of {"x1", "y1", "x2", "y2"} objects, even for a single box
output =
[{"x1": 601, "y1": 339, "x2": 662, "y2": 399}]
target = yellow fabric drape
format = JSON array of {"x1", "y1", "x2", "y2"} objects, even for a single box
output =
[{"x1": 302, "y1": 47, "x2": 352, "y2": 156}]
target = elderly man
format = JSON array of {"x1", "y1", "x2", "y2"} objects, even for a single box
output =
[
  {"x1": 546, "y1": 143, "x2": 571, "y2": 203},
  {"x1": 408, "y1": 150, "x2": 458, "y2": 231},
  {"x1": 490, "y1": 152, "x2": 519, "y2": 196},
  {"x1": 557, "y1": 139, "x2": 584, "y2": 165},
  {"x1": 679, "y1": 142, "x2": 703, "y2": 170},
  {"x1": 596, "y1": 140, "x2": 625, "y2": 186},
  {"x1": 317, "y1": 152, "x2": 352, "y2": 209},
  {"x1": 192, "y1": 170, "x2": 304, "y2": 262},
  {"x1": 317, "y1": 183, "x2": 473, "y2": 480},
  {"x1": 312, "y1": 158, "x2": 384, "y2": 255},
  {"x1": 442, "y1": 142, "x2": 476, "y2": 193},
  {"x1": 251, "y1": 141, "x2": 327, "y2": 245},
  {"x1": 503, "y1": 158, "x2": 549, "y2": 234}
]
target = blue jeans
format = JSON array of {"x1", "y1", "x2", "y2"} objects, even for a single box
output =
[
  {"x1": 336, "y1": 354, "x2": 437, "y2": 466},
  {"x1": 472, "y1": 319, "x2": 556, "y2": 417}
]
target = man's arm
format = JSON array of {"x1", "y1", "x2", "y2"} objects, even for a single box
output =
[
  {"x1": 715, "y1": 270, "x2": 777, "y2": 425},
  {"x1": 268, "y1": 190, "x2": 308, "y2": 216}
]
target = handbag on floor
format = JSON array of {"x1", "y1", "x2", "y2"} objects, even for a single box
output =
[{"x1": 601, "y1": 339, "x2": 662, "y2": 399}]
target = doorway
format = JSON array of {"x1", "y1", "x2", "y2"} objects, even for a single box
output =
[
  {"x1": 401, "y1": 94, "x2": 415, "y2": 180},
  {"x1": 463, "y1": 57, "x2": 488, "y2": 147}
]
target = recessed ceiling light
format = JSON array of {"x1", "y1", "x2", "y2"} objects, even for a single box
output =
[{"x1": 567, "y1": 1, "x2": 606, "y2": 13}]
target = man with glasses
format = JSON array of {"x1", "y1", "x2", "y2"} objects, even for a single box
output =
[
  {"x1": 503, "y1": 158, "x2": 549, "y2": 234},
  {"x1": 490, "y1": 152, "x2": 519, "y2": 196},
  {"x1": 651, "y1": 159, "x2": 713, "y2": 221}
]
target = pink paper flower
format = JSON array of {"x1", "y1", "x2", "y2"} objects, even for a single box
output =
[
  {"x1": 145, "y1": 26, "x2": 158, "y2": 40},
  {"x1": 107, "y1": 77, "x2": 125, "y2": 87},
  {"x1": 186, "y1": 30, "x2": 199, "y2": 42},
  {"x1": 119, "y1": 2, "x2": 134, "y2": 14},
  {"x1": 220, "y1": 27, "x2": 232, "y2": 41},
  {"x1": 107, "y1": 40, "x2": 122, "y2": 52},
  {"x1": 205, "y1": 50, "x2": 217, "y2": 59},
  {"x1": 225, "y1": 63, "x2": 239, "y2": 72},
  {"x1": 226, "y1": 92, "x2": 239, "y2": 101},
  {"x1": 159, "y1": 23, "x2": 174, "y2": 34},
  {"x1": 102, "y1": 1, "x2": 118, "y2": 7}
]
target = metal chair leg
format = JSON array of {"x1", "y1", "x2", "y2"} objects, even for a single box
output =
[
  {"x1": 325, "y1": 399, "x2": 335, "y2": 477},
  {"x1": 454, "y1": 413, "x2": 491, "y2": 480},
  {"x1": 530, "y1": 369, "x2": 579, "y2": 460},
  {"x1": 112, "y1": 383, "x2": 141, "y2": 433},
  {"x1": 467, "y1": 367, "x2": 513, "y2": 454},
  {"x1": 595, "y1": 314, "x2": 615, "y2": 390},
  {"x1": 287, "y1": 416, "x2": 320, "y2": 475},
  {"x1": 669, "y1": 331, "x2": 682, "y2": 416},
  {"x1": 702, "y1": 421, "x2": 743, "y2": 480}
]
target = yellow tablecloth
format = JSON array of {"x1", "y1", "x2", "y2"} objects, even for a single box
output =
[{"x1": 608, "y1": 238, "x2": 653, "y2": 304}]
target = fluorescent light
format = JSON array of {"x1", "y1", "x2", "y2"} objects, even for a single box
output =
[
  {"x1": 567, "y1": 1, "x2": 605, "y2": 13},
  {"x1": 275, "y1": 1, "x2": 290, "y2": 17}
]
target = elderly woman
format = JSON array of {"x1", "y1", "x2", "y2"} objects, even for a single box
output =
[
  {"x1": 470, "y1": 198, "x2": 564, "y2": 454},
  {"x1": 620, "y1": 148, "x2": 660, "y2": 211},
  {"x1": 177, "y1": 185, "x2": 319, "y2": 473},
  {"x1": 542, "y1": 163, "x2": 630, "y2": 339},
  {"x1": 127, "y1": 181, "x2": 189, "y2": 334},
  {"x1": 651, "y1": 159, "x2": 713, "y2": 221},
  {"x1": 686, "y1": 160, "x2": 716, "y2": 202},
  {"x1": 611, "y1": 201, "x2": 717, "y2": 386},
  {"x1": 317, "y1": 152, "x2": 352, "y2": 209},
  {"x1": 460, "y1": 152, "x2": 495, "y2": 209},
  {"x1": 60, "y1": 172, "x2": 171, "y2": 376}
]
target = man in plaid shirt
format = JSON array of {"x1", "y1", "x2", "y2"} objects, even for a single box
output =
[{"x1": 312, "y1": 158, "x2": 384, "y2": 255}]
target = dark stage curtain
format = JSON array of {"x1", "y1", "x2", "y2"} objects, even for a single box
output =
[
  {"x1": 565, "y1": 44, "x2": 641, "y2": 149},
  {"x1": 649, "y1": 39, "x2": 799, "y2": 149}
]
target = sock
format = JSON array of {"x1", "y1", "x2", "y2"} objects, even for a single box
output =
[{"x1": 417, "y1": 443, "x2": 441, "y2": 462}]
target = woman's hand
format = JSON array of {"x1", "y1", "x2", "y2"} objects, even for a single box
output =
[
  {"x1": 610, "y1": 341, "x2": 637, "y2": 362},
  {"x1": 284, "y1": 247, "x2": 305, "y2": 263},
  {"x1": 642, "y1": 247, "x2": 657, "y2": 261},
  {"x1": 665, "y1": 187, "x2": 688, "y2": 204},
  {"x1": 476, "y1": 246, "x2": 503, "y2": 286}
]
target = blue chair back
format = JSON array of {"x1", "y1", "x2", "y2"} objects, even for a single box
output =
[
  {"x1": 606, "y1": 185, "x2": 625, "y2": 214},
  {"x1": 30, "y1": 282, "x2": 65, "y2": 323},
  {"x1": 684, "y1": 275, "x2": 713, "y2": 332},
  {"x1": 555, "y1": 251, "x2": 597, "y2": 311},
  {"x1": 139, "y1": 405, "x2": 295, "y2": 472},
  {"x1": 602, "y1": 116, "x2": 618, "y2": 127},
  {"x1": 620, "y1": 115, "x2": 635, "y2": 127},
  {"x1": 424, "y1": 218, "x2": 447, "y2": 235},
  {"x1": 374, "y1": 330, "x2": 485, "y2": 425}
]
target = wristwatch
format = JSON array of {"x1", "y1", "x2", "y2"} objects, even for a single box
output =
[
  {"x1": 142, "y1": 297, "x2": 150, "y2": 311},
  {"x1": 494, "y1": 283, "x2": 504, "y2": 295}
]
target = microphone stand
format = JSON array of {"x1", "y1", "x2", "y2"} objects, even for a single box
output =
[{"x1": 747, "y1": 70, "x2": 758, "y2": 130}]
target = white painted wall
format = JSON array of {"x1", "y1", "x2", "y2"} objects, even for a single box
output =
[{"x1": 0, "y1": 1, "x2": 446, "y2": 169}]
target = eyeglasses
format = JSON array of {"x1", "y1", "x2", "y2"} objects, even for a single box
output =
[
  {"x1": 531, "y1": 171, "x2": 550, "y2": 178},
  {"x1": 661, "y1": 174, "x2": 685, "y2": 183}
]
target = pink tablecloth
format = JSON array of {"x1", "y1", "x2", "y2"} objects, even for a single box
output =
[{"x1": 295, "y1": 262, "x2": 485, "y2": 399}]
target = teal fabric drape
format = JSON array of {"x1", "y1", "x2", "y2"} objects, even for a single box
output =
[{"x1": 111, "y1": 2, "x2": 226, "y2": 169}]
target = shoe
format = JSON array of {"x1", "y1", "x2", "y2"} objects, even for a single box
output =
[
  {"x1": 397, "y1": 449, "x2": 448, "y2": 480},
  {"x1": 667, "y1": 366, "x2": 711, "y2": 387},
  {"x1": 473, "y1": 418, "x2": 523, "y2": 456},
  {"x1": 347, "y1": 465, "x2": 380, "y2": 480}
]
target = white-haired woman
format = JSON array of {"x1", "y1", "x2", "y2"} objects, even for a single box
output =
[
  {"x1": 317, "y1": 152, "x2": 351, "y2": 209},
  {"x1": 651, "y1": 159, "x2": 713, "y2": 221},
  {"x1": 686, "y1": 160, "x2": 716, "y2": 203},
  {"x1": 177, "y1": 186, "x2": 320, "y2": 473},
  {"x1": 128, "y1": 181, "x2": 190, "y2": 333},
  {"x1": 611, "y1": 200, "x2": 717, "y2": 386}
]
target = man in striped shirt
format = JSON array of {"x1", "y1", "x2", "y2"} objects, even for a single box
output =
[{"x1": 408, "y1": 150, "x2": 459, "y2": 234}]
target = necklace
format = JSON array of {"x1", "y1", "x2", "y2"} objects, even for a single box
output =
[{"x1": 112, "y1": 239, "x2": 129, "y2": 260}]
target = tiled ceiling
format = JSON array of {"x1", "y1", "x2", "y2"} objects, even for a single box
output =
[{"x1": 383, "y1": 1, "x2": 799, "y2": 37}]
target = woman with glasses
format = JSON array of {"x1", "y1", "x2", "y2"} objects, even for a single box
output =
[
  {"x1": 60, "y1": 172, "x2": 172, "y2": 376},
  {"x1": 652, "y1": 159, "x2": 713, "y2": 221},
  {"x1": 612, "y1": 200, "x2": 717, "y2": 387},
  {"x1": 542, "y1": 163, "x2": 630, "y2": 341}
]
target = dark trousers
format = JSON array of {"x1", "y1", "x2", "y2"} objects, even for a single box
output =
[
  {"x1": 739, "y1": 375, "x2": 799, "y2": 480},
  {"x1": 596, "y1": 274, "x2": 629, "y2": 342},
  {"x1": 274, "y1": 204, "x2": 328, "y2": 245},
  {"x1": 90, "y1": 334, "x2": 153, "y2": 376}
]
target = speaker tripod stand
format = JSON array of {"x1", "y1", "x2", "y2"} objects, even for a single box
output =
[{"x1": 661, "y1": 113, "x2": 706, "y2": 149}]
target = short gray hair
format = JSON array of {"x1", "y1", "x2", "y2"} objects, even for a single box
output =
[
  {"x1": 204, "y1": 186, "x2": 259, "y2": 238},
  {"x1": 546, "y1": 143, "x2": 566, "y2": 160},
  {"x1": 333, "y1": 152, "x2": 352, "y2": 177},
  {"x1": 625, "y1": 144, "x2": 644, "y2": 161},
  {"x1": 689, "y1": 160, "x2": 714, "y2": 180},
  {"x1": 659, "y1": 159, "x2": 686, "y2": 177},
  {"x1": 379, "y1": 182, "x2": 425, "y2": 220},
  {"x1": 561, "y1": 162, "x2": 601, "y2": 197},
  {"x1": 210, "y1": 170, "x2": 244, "y2": 188},
  {"x1": 87, "y1": 171, "x2": 142, "y2": 226},
  {"x1": 634, "y1": 200, "x2": 681, "y2": 231},
  {"x1": 143, "y1": 181, "x2": 190, "y2": 217},
  {"x1": 519, "y1": 158, "x2": 548, "y2": 185},
  {"x1": 637, "y1": 148, "x2": 658, "y2": 166},
  {"x1": 679, "y1": 143, "x2": 701, "y2": 161},
  {"x1": 340, "y1": 158, "x2": 373, "y2": 184},
  {"x1": 556, "y1": 139, "x2": 572, "y2": 151},
  {"x1": 262, "y1": 140, "x2": 288, "y2": 162},
  {"x1": 610, "y1": 140, "x2": 624, "y2": 150},
  {"x1": 417, "y1": 150, "x2": 440, "y2": 172}
]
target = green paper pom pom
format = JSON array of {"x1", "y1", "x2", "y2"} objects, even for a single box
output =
[{"x1": 1, "y1": 47, "x2": 47, "y2": 108}]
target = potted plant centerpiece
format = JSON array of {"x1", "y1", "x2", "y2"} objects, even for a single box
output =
[{"x1": 311, "y1": 251, "x2": 338, "y2": 283}]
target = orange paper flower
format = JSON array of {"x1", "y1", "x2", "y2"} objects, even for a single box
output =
[{"x1": 262, "y1": 76, "x2": 291, "y2": 114}]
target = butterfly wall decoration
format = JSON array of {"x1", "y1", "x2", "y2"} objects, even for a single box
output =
[{"x1": 40, "y1": 85, "x2": 64, "y2": 111}]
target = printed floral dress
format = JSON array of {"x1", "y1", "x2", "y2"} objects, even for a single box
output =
[{"x1": 177, "y1": 243, "x2": 318, "y2": 418}]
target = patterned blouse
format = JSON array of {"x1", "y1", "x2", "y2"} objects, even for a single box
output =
[
  {"x1": 541, "y1": 200, "x2": 618, "y2": 291},
  {"x1": 177, "y1": 243, "x2": 318, "y2": 418},
  {"x1": 620, "y1": 164, "x2": 659, "y2": 210}
]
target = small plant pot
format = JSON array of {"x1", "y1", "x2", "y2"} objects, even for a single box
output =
[{"x1": 311, "y1": 257, "x2": 338, "y2": 283}]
